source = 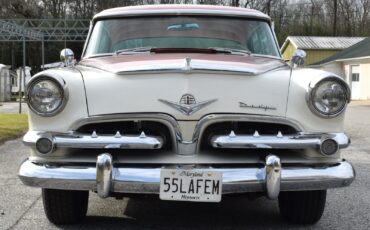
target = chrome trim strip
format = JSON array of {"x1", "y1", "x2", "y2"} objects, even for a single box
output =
[
  {"x1": 210, "y1": 132, "x2": 349, "y2": 150},
  {"x1": 93, "y1": 9, "x2": 271, "y2": 23},
  {"x1": 19, "y1": 159, "x2": 355, "y2": 195},
  {"x1": 117, "y1": 64, "x2": 286, "y2": 76},
  {"x1": 24, "y1": 131, "x2": 164, "y2": 150},
  {"x1": 81, "y1": 59, "x2": 286, "y2": 76}
]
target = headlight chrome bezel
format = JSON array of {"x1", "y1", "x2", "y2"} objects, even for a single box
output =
[
  {"x1": 25, "y1": 75, "x2": 69, "y2": 117},
  {"x1": 306, "y1": 76, "x2": 351, "y2": 118}
]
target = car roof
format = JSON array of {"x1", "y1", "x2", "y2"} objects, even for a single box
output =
[{"x1": 93, "y1": 4, "x2": 270, "y2": 22}]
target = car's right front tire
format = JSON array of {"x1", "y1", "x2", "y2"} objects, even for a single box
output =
[
  {"x1": 278, "y1": 190, "x2": 327, "y2": 225},
  {"x1": 42, "y1": 188, "x2": 89, "y2": 225}
]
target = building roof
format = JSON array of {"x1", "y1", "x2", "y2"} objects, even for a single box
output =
[
  {"x1": 312, "y1": 37, "x2": 370, "y2": 66},
  {"x1": 281, "y1": 36, "x2": 365, "y2": 51},
  {"x1": 94, "y1": 4, "x2": 270, "y2": 22},
  {"x1": 0, "y1": 64, "x2": 10, "y2": 70}
]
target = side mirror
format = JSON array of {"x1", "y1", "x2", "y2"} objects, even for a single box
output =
[
  {"x1": 291, "y1": 49, "x2": 306, "y2": 67},
  {"x1": 60, "y1": 48, "x2": 75, "y2": 67}
]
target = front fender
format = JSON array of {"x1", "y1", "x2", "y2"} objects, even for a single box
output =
[
  {"x1": 27, "y1": 68, "x2": 88, "y2": 132},
  {"x1": 286, "y1": 68, "x2": 348, "y2": 133}
]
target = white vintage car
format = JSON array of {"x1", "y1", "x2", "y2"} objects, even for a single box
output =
[{"x1": 19, "y1": 5, "x2": 355, "y2": 225}]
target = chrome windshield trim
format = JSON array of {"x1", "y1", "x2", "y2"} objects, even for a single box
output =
[{"x1": 93, "y1": 9, "x2": 271, "y2": 23}]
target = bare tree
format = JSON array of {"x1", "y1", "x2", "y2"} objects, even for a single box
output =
[
  {"x1": 339, "y1": 0, "x2": 356, "y2": 35},
  {"x1": 333, "y1": 0, "x2": 338, "y2": 36},
  {"x1": 1, "y1": 0, "x2": 370, "y2": 70},
  {"x1": 41, "y1": 0, "x2": 67, "y2": 18},
  {"x1": 359, "y1": 0, "x2": 370, "y2": 34},
  {"x1": 69, "y1": 0, "x2": 96, "y2": 19},
  {"x1": 230, "y1": 0, "x2": 240, "y2": 7}
]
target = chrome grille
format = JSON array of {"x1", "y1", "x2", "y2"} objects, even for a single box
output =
[
  {"x1": 200, "y1": 121, "x2": 299, "y2": 150},
  {"x1": 76, "y1": 120, "x2": 173, "y2": 150}
]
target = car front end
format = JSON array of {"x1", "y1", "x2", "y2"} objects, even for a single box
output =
[{"x1": 18, "y1": 5, "x2": 355, "y2": 225}]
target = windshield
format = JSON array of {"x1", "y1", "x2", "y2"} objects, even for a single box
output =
[{"x1": 84, "y1": 16, "x2": 280, "y2": 57}]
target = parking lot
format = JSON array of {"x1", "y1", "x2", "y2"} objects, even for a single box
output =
[{"x1": 0, "y1": 103, "x2": 369, "y2": 230}]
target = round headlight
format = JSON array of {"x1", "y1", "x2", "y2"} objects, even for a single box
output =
[
  {"x1": 307, "y1": 77, "x2": 350, "y2": 118},
  {"x1": 26, "y1": 77, "x2": 67, "y2": 116}
]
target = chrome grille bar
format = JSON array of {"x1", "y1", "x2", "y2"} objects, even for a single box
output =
[
  {"x1": 24, "y1": 131, "x2": 164, "y2": 150},
  {"x1": 55, "y1": 133, "x2": 163, "y2": 149},
  {"x1": 211, "y1": 131, "x2": 349, "y2": 150}
]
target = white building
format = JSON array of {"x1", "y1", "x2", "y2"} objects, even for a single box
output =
[
  {"x1": 311, "y1": 37, "x2": 370, "y2": 100},
  {"x1": 0, "y1": 64, "x2": 11, "y2": 102},
  {"x1": 12, "y1": 66, "x2": 32, "y2": 94}
]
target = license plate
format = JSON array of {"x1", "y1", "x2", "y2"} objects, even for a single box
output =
[{"x1": 160, "y1": 169, "x2": 222, "y2": 202}]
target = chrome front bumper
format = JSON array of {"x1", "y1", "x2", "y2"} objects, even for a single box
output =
[{"x1": 19, "y1": 154, "x2": 355, "y2": 199}]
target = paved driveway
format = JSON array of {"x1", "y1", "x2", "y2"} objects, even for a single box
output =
[
  {"x1": 0, "y1": 104, "x2": 369, "y2": 229},
  {"x1": 0, "y1": 103, "x2": 27, "y2": 114}
]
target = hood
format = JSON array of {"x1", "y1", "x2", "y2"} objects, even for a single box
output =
[
  {"x1": 77, "y1": 54, "x2": 290, "y2": 120},
  {"x1": 79, "y1": 53, "x2": 286, "y2": 75}
]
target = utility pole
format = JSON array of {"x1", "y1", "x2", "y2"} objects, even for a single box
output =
[
  {"x1": 42, "y1": 36, "x2": 45, "y2": 70},
  {"x1": 11, "y1": 43, "x2": 15, "y2": 70},
  {"x1": 19, "y1": 36, "x2": 25, "y2": 114}
]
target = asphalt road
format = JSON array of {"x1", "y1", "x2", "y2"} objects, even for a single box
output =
[{"x1": 1, "y1": 104, "x2": 370, "y2": 230}]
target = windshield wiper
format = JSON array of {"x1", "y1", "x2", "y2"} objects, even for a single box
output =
[
  {"x1": 150, "y1": 47, "x2": 241, "y2": 54},
  {"x1": 209, "y1": 47, "x2": 251, "y2": 56},
  {"x1": 115, "y1": 47, "x2": 251, "y2": 56},
  {"x1": 86, "y1": 53, "x2": 114, "y2": 58},
  {"x1": 115, "y1": 47, "x2": 154, "y2": 55}
]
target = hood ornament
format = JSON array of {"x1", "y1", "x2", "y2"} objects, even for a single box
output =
[{"x1": 159, "y1": 94, "x2": 217, "y2": 116}]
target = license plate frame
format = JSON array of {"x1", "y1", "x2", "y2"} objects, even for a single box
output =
[{"x1": 159, "y1": 169, "x2": 222, "y2": 203}]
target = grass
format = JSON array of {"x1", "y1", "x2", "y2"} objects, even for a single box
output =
[{"x1": 0, "y1": 114, "x2": 28, "y2": 144}]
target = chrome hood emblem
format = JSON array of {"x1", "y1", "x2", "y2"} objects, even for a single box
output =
[{"x1": 159, "y1": 94, "x2": 217, "y2": 116}]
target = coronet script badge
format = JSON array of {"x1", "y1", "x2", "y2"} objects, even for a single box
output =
[{"x1": 159, "y1": 94, "x2": 217, "y2": 116}]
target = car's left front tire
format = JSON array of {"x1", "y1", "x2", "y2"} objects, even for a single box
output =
[{"x1": 42, "y1": 189, "x2": 89, "y2": 225}]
